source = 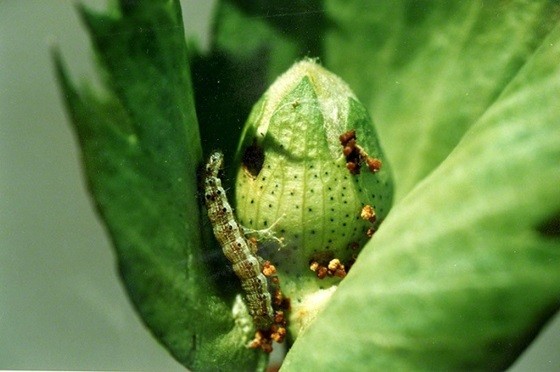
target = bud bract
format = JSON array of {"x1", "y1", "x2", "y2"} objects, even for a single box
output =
[{"x1": 234, "y1": 59, "x2": 393, "y2": 335}]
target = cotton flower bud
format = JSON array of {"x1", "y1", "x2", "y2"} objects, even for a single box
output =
[{"x1": 234, "y1": 59, "x2": 393, "y2": 335}]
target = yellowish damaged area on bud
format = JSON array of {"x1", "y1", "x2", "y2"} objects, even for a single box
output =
[{"x1": 234, "y1": 59, "x2": 393, "y2": 336}]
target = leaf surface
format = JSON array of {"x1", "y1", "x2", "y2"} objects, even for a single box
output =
[
  {"x1": 283, "y1": 20, "x2": 560, "y2": 370},
  {"x1": 55, "y1": 1, "x2": 267, "y2": 370},
  {"x1": 324, "y1": 0, "x2": 560, "y2": 198}
]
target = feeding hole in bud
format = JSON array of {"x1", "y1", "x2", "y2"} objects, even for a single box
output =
[
  {"x1": 340, "y1": 129, "x2": 383, "y2": 174},
  {"x1": 242, "y1": 141, "x2": 265, "y2": 178}
]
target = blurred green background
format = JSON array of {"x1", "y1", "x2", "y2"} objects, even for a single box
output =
[{"x1": 0, "y1": 1, "x2": 558, "y2": 370}]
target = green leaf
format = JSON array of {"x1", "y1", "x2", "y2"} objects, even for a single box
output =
[
  {"x1": 55, "y1": 1, "x2": 266, "y2": 370},
  {"x1": 282, "y1": 21, "x2": 560, "y2": 370},
  {"x1": 323, "y1": 0, "x2": 560, "y2": 199},
  {"x1": 204, "y1": 0, "x2": 560, "y2": 369}
]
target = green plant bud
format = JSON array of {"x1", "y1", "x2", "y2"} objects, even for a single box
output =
[{"x1": 234, "y1": 59, "x2": 393, "y2": 336}]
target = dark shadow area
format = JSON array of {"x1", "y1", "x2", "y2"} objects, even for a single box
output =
[
  {"x1": 230, "y1": 0, "x2": 328, "y2": 57},
  {"x1": 191, "y1": 49, "x2": 269, "y2": 167},
  {"x1": 190, "y1": 0, "x2": 329, "y2": 183},
  {"x1": 498, "y1": 301, "x2": 560, "y2": 370},
  {"x1": 536, "y1": 211, "x2": 560, "y2": 239}
]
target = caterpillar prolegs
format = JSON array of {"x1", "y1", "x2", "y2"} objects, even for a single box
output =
[{"x1": 203, "y1": 151, "x2": 274, "y2": 330}]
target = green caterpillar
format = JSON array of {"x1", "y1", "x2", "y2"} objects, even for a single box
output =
[{"x1": 203, "y1": 151, "x2": 274, "y2": 330}]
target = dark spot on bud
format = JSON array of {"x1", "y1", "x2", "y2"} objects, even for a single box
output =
[{"x1": 242, "y1": 141, "x2": 265, "y2": 178}]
